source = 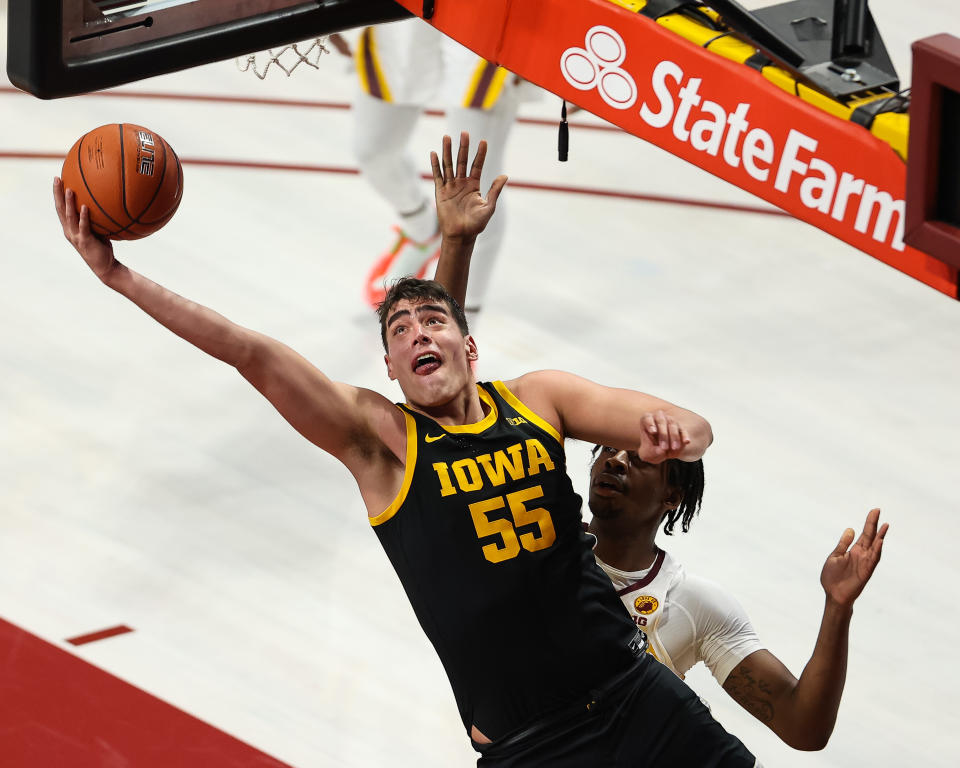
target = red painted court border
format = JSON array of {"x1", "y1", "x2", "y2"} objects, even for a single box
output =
[
  {"x1": 66, "y1": 624, "x2": 134, "y2": 646},
  {"x1": 1, "y1": 150, "x2": 786, "y2": 217},
  {"x1": 0, "y1": 616, "x2": 293, "y2": 767}
]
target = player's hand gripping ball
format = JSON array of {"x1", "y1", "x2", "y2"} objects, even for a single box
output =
[{"x1": 61, "y1": 123, "x2": 183, "y2": 240}]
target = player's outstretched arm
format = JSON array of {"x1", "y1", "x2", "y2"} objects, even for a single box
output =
[
  {"x1": 508, "y1": 370, "x2": 711, "y2": 463},
  {"x1": 54, "y1": 178, "x2": 401, "y2": 469},
  {"x1": 722, "y1": 509, "x2": 888, "y2": 750},
  {"x1": 431, "y1": 132, "x2": 507, "y2": 308}
]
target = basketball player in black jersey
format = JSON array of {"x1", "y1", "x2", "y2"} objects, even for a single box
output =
[
  {"x1": 433, "y1": 137, "x2": 889, "y2": 755},
  {"x1": 54, "y1": 133, "x2": 756, "y2": 766}
]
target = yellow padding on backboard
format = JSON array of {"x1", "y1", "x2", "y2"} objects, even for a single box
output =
[
  {"x1": 798, "y1": 82, "x2": 855, "y2": 120},
  {"x1": 604, "y1": 0, "x2": 908, "y2": 160},
  {"x1": 608, "y1": 0, "x2": 647, "y2": 11},
  {"x1": 871, "y1": 112, "x2": 908, "y2": 159},
  {"x1": 761, "y1": 65, "x2": 799, "y2": 95},
  {"x1": 703, "y1": 35, "x2": 760, "y2": 64},
  {"x1": 656, "y1": 14, "x2": 723, "y2": 48}
]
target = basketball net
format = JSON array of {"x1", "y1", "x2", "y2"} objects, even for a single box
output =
[{"x1": 235, "y1": 37, "x2": 331, "y2": 79}]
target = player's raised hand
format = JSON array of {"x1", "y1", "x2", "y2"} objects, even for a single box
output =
[
  {"x1": 431, "y1": 132, "x2": 507, "y2": 242},
  {"x1": 635, "y1": 410, "x2": 691, "y2": 463},
  {"x1": 821, "y1": 508, "x2": 888, "y2": 607},
  {"x1": 54, "y1": 177, "x2": 117, "y2": 282}
]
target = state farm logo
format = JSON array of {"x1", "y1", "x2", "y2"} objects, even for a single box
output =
[
  {"x1": 559, "y1": 24, "x2": 906, "y2": 253},
  {"x1": 560, "y1": 26, "x2": 637, "y2": 110}
]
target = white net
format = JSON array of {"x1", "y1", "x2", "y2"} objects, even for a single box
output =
[{"x1": 235, "y1": 36, "x2": 331, "y2": 79}]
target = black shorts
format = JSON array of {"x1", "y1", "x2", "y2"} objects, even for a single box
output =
[{"x1": 474, "y1": 653, "x2": 756, "y2": 768}]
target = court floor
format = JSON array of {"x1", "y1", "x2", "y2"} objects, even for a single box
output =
[{"x1": 1, "y1": 2, "x2": 958, "y2": 766}]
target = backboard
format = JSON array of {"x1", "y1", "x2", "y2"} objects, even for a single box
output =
[{"x1": 6, "y1": 0, "x2": 411, "y2": 99}]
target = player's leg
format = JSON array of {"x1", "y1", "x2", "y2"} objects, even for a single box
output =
[
  {"x1": 352, "y1": 22, "x2": 444, "y2": 305},
  {"x1": 352, "y1": 92, "x2": 429, "y2": 230}
]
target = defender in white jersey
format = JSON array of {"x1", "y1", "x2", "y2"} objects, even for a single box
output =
[
  {"x1": 588, "y1": 445, "x2": 888, "y2": 751},
  {"x1": 596, "y1": 542, "x2": 763, "y2": 685}
]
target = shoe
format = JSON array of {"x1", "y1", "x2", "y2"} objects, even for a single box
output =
[{"x1": 364, "y1": 226, "x2": 441, "y2": 307}]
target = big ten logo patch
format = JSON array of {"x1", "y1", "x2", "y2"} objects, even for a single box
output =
[
  {"x1": 560, "y1": 25, "x2": 637, "y2": 110},
  {"x1": 431, "y1": 438, "x2": 555, "y2": 497}
]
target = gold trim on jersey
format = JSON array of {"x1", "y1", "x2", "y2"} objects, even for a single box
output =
[
  {"x1": 370, "y1": 408, "x2": 417, "y2": 527},
  {"x1": 442, "y1": 385, "x2": 499, "y2": 434},
  {"x1": 492, "y1": 381, "x2": 563, "y2": 446},
  {"x1": 356, "y1": 27, "x2": 393, "y2": 102}
]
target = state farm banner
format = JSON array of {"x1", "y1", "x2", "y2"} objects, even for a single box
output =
[{"x1": 394, "y1": 0, "x2": 956, "y2": 297}]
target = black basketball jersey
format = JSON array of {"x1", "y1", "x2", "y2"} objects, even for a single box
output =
[{"x1": 371, "y1": 381, "x2": 639, "y2": 739}]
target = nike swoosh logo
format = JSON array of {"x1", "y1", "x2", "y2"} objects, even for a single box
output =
[{"x1": 425, "y1": 433, "x2": 446, "y2": 443}]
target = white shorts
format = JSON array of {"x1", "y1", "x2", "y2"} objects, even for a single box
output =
[{"x1": 355, "y1": 21, "x2": 518, "y2": 109}]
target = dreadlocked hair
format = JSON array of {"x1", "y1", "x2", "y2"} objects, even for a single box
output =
[
  {"x1": 662, "y1": 457, "x2": 704, "y2": 535},
  {"x1": 377, "y1": 277, "x2": 469, "y2": 351},
  {"x1": 590, "y1": 445, "x2": 705, "y2": 535}
]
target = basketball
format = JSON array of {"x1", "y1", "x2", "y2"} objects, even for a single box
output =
[{"x1": 61, "y1": 123, "x2": 183, "y2": 240}]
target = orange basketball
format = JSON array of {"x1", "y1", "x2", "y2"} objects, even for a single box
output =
[{"x1": 61, "y1": 123, "x2": 183, "y2": 240}]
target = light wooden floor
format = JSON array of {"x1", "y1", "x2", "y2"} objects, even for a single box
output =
[{"x1": 1, "y1": 3, "x2": 958, "y2": 766}]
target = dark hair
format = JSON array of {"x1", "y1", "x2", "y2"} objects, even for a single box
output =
[
  {"x1": 591, "y1": 445, "x2": 704, "y2": 535},
  {"x1": 377, "y1": 277, "x2": 469, "y2": 351},
  {"x1": 662, "y1": 457, "x2": 704, "y2": 535}
]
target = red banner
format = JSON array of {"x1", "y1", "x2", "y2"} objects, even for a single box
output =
[{"x1": 395, "y1": 0, "x2": 957, "y2": 297}]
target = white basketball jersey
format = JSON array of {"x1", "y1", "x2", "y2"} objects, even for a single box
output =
[
  {"x1": 596, "y1": 548, "x2": 685, "y2": 674},
  {"x1": 595, "y1": 548, "x2": 764, "y2": 685}
]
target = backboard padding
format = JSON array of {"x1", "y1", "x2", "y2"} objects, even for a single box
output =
[{"x1": 904, "y1": 33, "x2": 960, "y2": 276}]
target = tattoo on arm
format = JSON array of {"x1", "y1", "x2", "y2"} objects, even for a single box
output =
[{"x1": 724, "y1": 665, "x2": 776, "y2": 724}]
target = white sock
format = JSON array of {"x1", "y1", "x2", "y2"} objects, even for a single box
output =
[{"x1": 400, "y1": 199, "x2": 438, "y2": 243}]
